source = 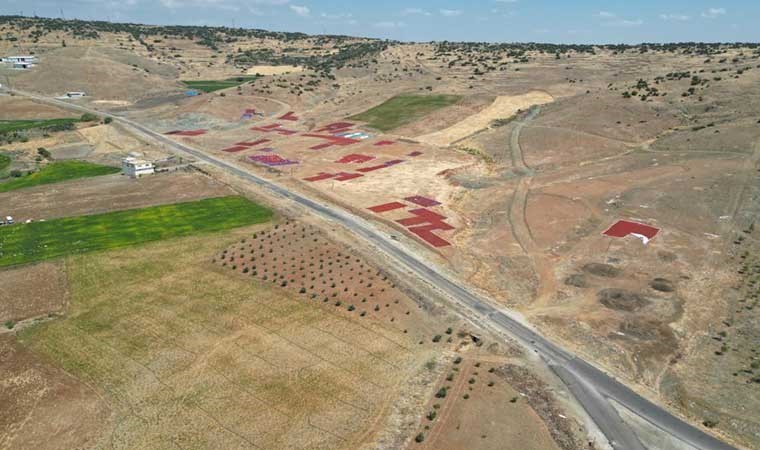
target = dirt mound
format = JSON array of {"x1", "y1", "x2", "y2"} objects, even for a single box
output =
[
  {"x1": 598, "y1": 289, "x2": 650, "y2": 312},
  {"x1": 650, "y1": 278, "x2": 675, "y2": 292},
  {"x1": 564, "y1": 274, "x2": 588, "y2": 288},
  {"x1": 582, "y1": 263, "x2": 621, "y2": 278}
]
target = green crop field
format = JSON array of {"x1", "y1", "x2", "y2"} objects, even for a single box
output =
[
  {"x1": 0, "y1": 118, "x2": 80, "y2": 134},
  {"x1": 349, "y1": 94, "x2": 462, "y2": 131},
  {"x1": 181, "y1": 75, "x2": 260, "y2": 93},
  {"x1": 0, "y1": 161, "x2": 120, "y2": 193},
  {"x1": 0, "y1": 196, "x2": 272, "y2": 267},
  {"x1": 0, "y1": 154, "x2": 10, "y2": 175}
]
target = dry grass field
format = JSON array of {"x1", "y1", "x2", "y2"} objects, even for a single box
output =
[{"x1": 10, "y1": 227, "x2": 439, "y2": 449}]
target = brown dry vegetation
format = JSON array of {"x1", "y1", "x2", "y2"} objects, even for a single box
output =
[{"x1": 10, "y1": 227, "x2": 444, "y2": 449}]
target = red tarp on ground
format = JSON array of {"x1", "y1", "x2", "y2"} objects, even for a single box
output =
[
  {"x1": 316, "y1": 122, "x2": 354, "y2": 133},
  {"x1": 166, "y1": 129, "x2": 207, "y2": 136},
  {"x1": 248, "y1": 154, "x2": 298, "y2": 166},
  {"x1": 222, "y1": 146, "x2": 250, "y2": 153},
  {"x1": 356, "y1": 159, "x2": 404, "y2": 173},
  {"x1": 333, "y1": 172, "x2": 363, "y2": 181},
  {"x1": 251, "y1": 124, "x2": 298, "y2": 135},
  {"x1": 405, "y1": 196, "x2": 441, "y2": 207},
  {"x1": 408, "y1": 225, "x2": 451, "y2": 247},
  {"x1": 303, "y1": 133, "x2": 361, "y2": 150},
  {"x1": 368, "y1": 202, "x2": 407, "y2": 213},
  {"x1": 397, "y1": 209, "x2": 454, "y2": 230},
  {"x1": 407, "y1": 151, "x2": 423, "y2": 157},
  {"x1": 603, "y1": 220, "x2": 660, "y2": 242},
  {"x1": 279, "y1": 111, "x2": 299, "y2": 121},
  {"x1": 304, "y1": 173, "x2": 335, "y2": 182},
  {"x1": 235, "y1": 139, "x2": 271, "y2": 147},
  {"x1": 374, "y1": 140, "x2": 395, "y2": 146},
  {"x1": 336, "y1": 154, "x2": 375, "y2": 164}
]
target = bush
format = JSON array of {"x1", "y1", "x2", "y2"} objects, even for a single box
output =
[
  {"x1": 104, "y1": 117, "x2": 113, "y2": 124},
  {"x1": 415, "y1": 433, "x2": 425, "y2": 443},
  {"x1": 435, "y1": 387, "x2": 448, "y2": 398},
  {"x1": 80, "y1": 113, "x2": 99, "y2": 122}
]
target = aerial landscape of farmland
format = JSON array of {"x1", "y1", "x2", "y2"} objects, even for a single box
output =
[{"x1": 1, "y1": 4, "x2": 759, "y2": 450}]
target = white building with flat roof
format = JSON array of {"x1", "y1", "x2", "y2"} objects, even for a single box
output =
[
  {"x1": 122, "y1": 157, "x2": 155, "y2": 178},
  {"x1": 2, "y1": 55, "x2": 37, "y2": 70},
  {"x1": 2, "y1": 56, "x2": 36, "y2": 63}
]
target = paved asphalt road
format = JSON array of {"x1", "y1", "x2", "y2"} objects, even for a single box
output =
[{"x1": 8, "y1": 88, "x2": 739, "y2": 450}]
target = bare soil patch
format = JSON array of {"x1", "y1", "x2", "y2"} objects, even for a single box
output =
[
  {"x1": 416, "y1": 92, "x2": 554, "y2": 147},
  {"x1": 0, "y1": 335, "x2": 109, "y2": 450},
  {"x1": 0, "y1": 262, "x2": 66, "y2": 325}
]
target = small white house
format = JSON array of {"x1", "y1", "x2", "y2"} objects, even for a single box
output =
[
  {"x1": 2, "y1": 55, "x2": 36, "y2": 64},
  {"x1": 122, "y1": 157, "x2": 155, "y2": 178}
]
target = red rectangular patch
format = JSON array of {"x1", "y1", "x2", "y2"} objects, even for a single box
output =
[
  {"x1": 408, "y1": 225, "x2": 451, "y2": 247},
  {"x1": 222, "y1": 146, "x2": 250, "y2": 153},
  {"x1": 603, "y1": 220, "x2": 660, "y2": 240},
  {"x1": 304, "y1": 173, "x2": 335, "y2": 182},
  {"x1": 369, "y1": 202, "x2": 407, "y2": 213},
  {"x1": 336, "y1": 154, "x2": 375, "y2": 164}
]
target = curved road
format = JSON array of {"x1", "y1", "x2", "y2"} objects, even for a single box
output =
[{"x1": 7, "y1": 88, "x2": 738, "y2": 450}]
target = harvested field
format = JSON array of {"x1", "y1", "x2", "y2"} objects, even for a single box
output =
[
  {"x1": 0, "y1": 262, "x2": 66, "y2": 325},
  {"x1": 0, "y1": 335, "x2": 109, "y2": 450},
  {"x1": 0, "y1": 171, "x2": 235, "y2": 222},
  {"x1": 16, "y1": 227, "x2": 440, "y2": 449},
  {"x1": 0, "y1": 96, "x2": 78, "y2": 120},
  {"x1": 0, "y1": 196, "x2": 272, "y2": 267},
  {"x1": 416, "y1": 92, "x2": 554, "y2": 147}
]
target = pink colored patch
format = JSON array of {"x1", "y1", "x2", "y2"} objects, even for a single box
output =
[
  {"x1": 405, "y1": 196, "x2": 441, "y2": 207},
  {"x1": 374, "y1": 140, "x2": 395, "y2": 146},
  {"x1": 279, "y1": 111, "x2": 299, "y2": 121},
  {"x1": 407, "y1": 151, "x2": 423, "y2": 157}
]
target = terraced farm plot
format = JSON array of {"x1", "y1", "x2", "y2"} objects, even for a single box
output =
[
  {"x1": 14, "y1": 227, "x2": 435, "y2": 450},
  {"x1": 349, "y1": 94, "x2": 462, "y2": 132},
  {"x1": 0, "y1": 196, "x2": 272, "y2": 267},
  {"x1": 0, "y1": 160, "x2": 120, "y2": 193}
]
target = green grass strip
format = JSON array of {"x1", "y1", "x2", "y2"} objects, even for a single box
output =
[
  {"x1": 0, "y1": 118, "x2": 80, "y2": 134},
  {"x1": 181, "y1": 76, "x2": 260, "y2": 93},
  {"x1": 349, "y1": 94, "x2": 462, "y2": 132},
  {"x1": 0, "y1": 196, "x2": 272, "y2": 267},
  {"x1": 0, "y1": 161, "x2": 120, "y2": 193}
]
